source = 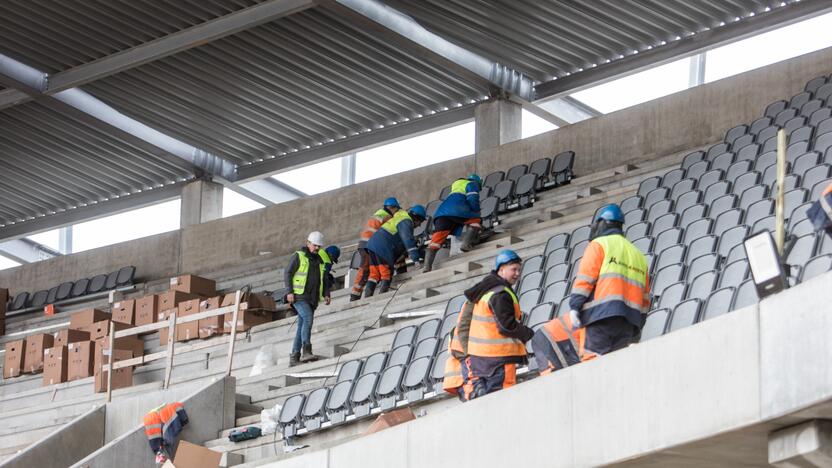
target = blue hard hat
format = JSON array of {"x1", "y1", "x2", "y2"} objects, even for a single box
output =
[
  {"x1": 467, "y1": 173, "x2": 482, "y2": 185},
  {"x1": 325, "y1": 245, "x2": 341, "y2": 263},
  {"x1": 408, "y1": 204, "x2": 427, "y2": 220},
  {"x1": 494, "y1": 249, "x2": 522, "y2": 271},
  {"x1": 383, "y1": 197, "x2": 401, "y2": 208},
  {"x1": 594, "y1": 204, "x2": 625, "y2": 223}
]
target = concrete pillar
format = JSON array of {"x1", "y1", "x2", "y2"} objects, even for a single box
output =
[
  {"x1": 769, "y1": 420, "x2": 832, "y2": 467},
  {"x1": 689, "y1": 53, "x2": 707, "y2": 87},
  {"x1": 59, "y1": 226, "x2": 73, "y2": 254},
  {"x1": 341, "y1": 153, "x2": 356, "y2": 187},
  {"x1": 474, "y1": 99, "x2": 522, "y2": 153},
  {"x1": 180, "y1": 179, "x2": 223, "y2": 228}
]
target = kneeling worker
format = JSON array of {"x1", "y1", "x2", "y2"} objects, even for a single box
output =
[
  {"x1": 364, "y1": 205, "x2": 427, "y2": 297},
  {"x1": 531, "y1": 314, "x2": 587, "y2": 375},
  {"x1": 350, "y1": 198, "x2": 399, "y2": 301},
  {"x1": 568, "y1": 204, "x2": 650, "y2": 355},
  {"x1": 808, "y1": 182, "x2": 832, "y2": 238},
  {"x1": 465, "y1": 249, "x2": 534, "y2": 399},
  {"x1": 423, "y1": 174, "x2": 483, "y2": 272}
]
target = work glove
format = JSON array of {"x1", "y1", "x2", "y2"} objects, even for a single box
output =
[
  {"x1": 569, "y1": 309, "x2": 582, "y2": 329},
  {"x1": 518, "y1": 324, "x2": 535, "y2": 343}
]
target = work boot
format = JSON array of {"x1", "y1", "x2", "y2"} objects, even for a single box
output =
[
  {"x1": 349, "y1": 293, "x2": 362, "y2": 302},
  {"x1": 378, "y1": 280, "x2": 391, "y2": 294},
  {"x1": 300, "y1": 344, "x2": 319, "y2": 363},
  {"x1": 363, "y1": 281, "x2": 377, "y2": 298},
  {"x1": 422, "y1": 248, "x2": 438, "y2": 273},
  {"x1": 289, "y1": 352, "x2": 300, "y2": 367},
  {"x1": 459, "y1": 227, "x2": 481, "y2": 252}
]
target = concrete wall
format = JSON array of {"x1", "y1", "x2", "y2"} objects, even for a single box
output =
[
  {"x1": 70, "y1": 376, "x2": 235, "y2": 468},
  {"x1": 259, "y1": 271, "x2": 832, "y2": 468},
  {"x1": 1, "y1": 405, "x2": 105, "y2": 468},
  {"x1": 3, "y1": 46, "x2": 832, "y2": 293}
]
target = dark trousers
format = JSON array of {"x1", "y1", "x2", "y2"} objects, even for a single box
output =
[{"x1": 584, "y1": 316, "x2": 636, "y2": 355}]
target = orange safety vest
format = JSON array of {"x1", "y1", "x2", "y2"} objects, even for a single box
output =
[
  {"x1": 467, "y1": 287, "x2": 527, "y2": 358},
  {"x1": 360, "y1": 209, "x2": 392, "y2": 242},
  {"x1": 443, "y1": 300, "x2": 474, "y2": 395},
  {"x1": 538, "y1": 315, "x2": 594, "y2": 375},
  {"x1": 143, "y1": 402, "x2": 186, "y2": 453}
]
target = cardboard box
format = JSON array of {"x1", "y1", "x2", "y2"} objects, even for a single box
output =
[
  {"x1": 94, "y1": 336, "x2": 144, "y2": 371},
  {"x1": 198, "y1": 296, "x2": 223, "y2": 339},
  {"x1": 87, "y1": 319, "x2": 131, "y2": 341},
  {"x1": 3, "y1": 340, "x2": 25, "y2": 378},
  {"x1": 170, "y1": 275, "x2": 216, "y2": 297},
  {"x1": 223, "y1": 309, "x2": 272, "y2": 333},
  {"x1": 221, "y1": 292, "x2": 276, "y2": 311},
  {"x1": 69, "y1": 309, "x2": 110, "y2": 330},
  {"x1": 158, "y1": 291, "x2": 199, "y2": 313},
  {"x1": 172, "y1": 440, "x2": 222, "y2": 468},
  {"x1": 176, "y1": 299, "x2": 200, "y2": 342},
  {"x1": 43, "y1": 346, "x2": 68, "y2": 385},
  {"x1": 94, "y1": 349, "x2": 133, "y2": 393},
  {"x1": 24, "y1": 333, "x2": 54, "y2": 373},
  {"x1": 158, "y1": 309, "x2": 176, "y2": 346},
  {"x1": 67, "y1": 341, "x2": 94, "y2": 381},
  {"x1": 53, "y1": 329, "x2": 90, "y2": 348},
  {"x1": 135, "y1": 295, "x2": 159, "y2": 327},
  {"x1": 112, "y1": 299, "x2": 136, "y2": 326},
  {"x1": 362, "y1": 408, "x2": 416, "y2": 435}
]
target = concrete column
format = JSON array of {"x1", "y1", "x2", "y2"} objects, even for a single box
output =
[
  {"x1": 180, "y1": 179, "x2": 223, "y2": 228},
  {"x1": 59, "y1": 226, "x2": 73, "y2": 254},
  {"x1": 689, "y1": 53, "x2": 707, "y2": 87},
  {"x1": 474, "y1": 98, "x2": 522, "y2": 153},
  {"x1": 769, "y1": 420, "x2": 832, "y2": 467},
  {"x1": 341, "y1": 153, "x2": 356, "y2": 187}
]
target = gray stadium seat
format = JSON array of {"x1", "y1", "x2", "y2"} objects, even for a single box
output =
[
  {"x1": 430, "y1": 350, "x2": 449, "y2": 393},
  {"x1": 29, "y1": 290, "x2": 48, "y2": 309},
  {"x1": 55, "y1": 282, "x2": 73, "y2": 302},
  {"x1": 735, "y1": 144, "x2": 760, "y2": 162},
  {"x1": 544, "y1": 264, "x2": 569, "y2": 286},
  {"x1": 302, "y1": 387, "x2": 330, "y2": 430},
  {"x1": 545, "y1": 233, "x2": 570, "y2": 255},
  {"x1": 656, "y1": 244, "x2": 686, "y2": 271},
  {"x1": 506, "y1": 164, "x2": 528, "y2": 183},
  {"x1": 682, "y1": 150, "x2": 705, "y2": 169},
  {"x1": 724, "y1": 125, "x2": 748, "y2": 145},
  {"x1": 668, "y1": 299, "x2": 702, "y2": 332},
  {"x1": 790, "y1": 218, "x2": 815, "y2": 237},
  {"x1": 519, "y1": 271, "x2": 543, "y2": 294},
  {"x1": 543, "y1": 281, "x2": 569, "y2": 305},
  {"x1": 417, "y1": 318, "x2": 440, "y2": 342},
  {"x1": 70, "y1": 279, "x2": 89, "y2": 298},
  {"x1": 658, "y1": 281, "x2": 686, "y2": 311},
  {"x1": 686, "y1": 161, "x2": 710, "y2": 181},
  {"x1": 88, "y1": 274, "x2": 107, "y2": 293},
  {"x1": 704, "y1": 178, "x2": 732, "y2": 205},
  {"x1": 772, "y1": 172, "x2": 801, "y2": 193},
  {"x1": 647, "y1": 200, "x2": 674, "y2": 223},
  {"x1": 337, "y1": 359, "x2": 363, "y2": 383},
  {"x1": 809, "y1": 108, "x2": 832, "y2": 127},
  {"x1": 680, "y1": 204, "x2": 707, "y2": 228},
  {"x1": 526, "y1": 303, "x2": 555, "y2": 328},
  {"x1": 786, "y1": 234, "x2": 818, "y2": 269},
  {"x1": 521, "y1": 255, "x2": 544, "y2": 277},
  {"x1": 530, "y1": 158, "x2": 552, "y2": 189},
  {"x1": 116, "y1": 266, "x2": 136, "y2": 286},
  {"x1": 706, "y1": 143, "x2": 730, "y2": 161},
  {"x1": 683, "y1": 218, "x2": 713, "y2": 245},
  {"x1": 362, "y1": 352, "x2": 388, "y2": 376},
  {"x1": 805, "y1": 75, "x2": 828, "y2": 94},
  {"x1": 654, "y1": 228, "x2": 683, "y2": 254},
  {"x1": 800, "y1": 99, "x2": 823, "y2": 118},
  {"x1": 732, "y1": 279, "x2": 758, "y2": 310},
  {"x1": 439, "y1": 185, "x2": 452, "y2": 200},
  {"x1": 757, "y1": 126, "x2": 778, "y2": 144},
  {"x1": 731, "y1": 134, "x2": 755, "y2": 152},
  {"x1": 402, "y1": 356, "x2": 433, "y2": 402},
  {"x1": 631, "y1": 237, "x2": 653, "y2": 255},
  {"x1": 698, "y1": 169, "x2": 724, "y2": 193},
  {"x1": 739, "y1": 185, "x2": 768, "y2": 211},
  {"x1": 45, "y1": 287, "x2": 58, "y2": 305},
  {"x1": 811, "y1": 178, "x2": 832, "y2": 199},
  {"x1": 789, "y1": 126, "x2": 813, "y2": 144},
  {"x1": 717, "y1": 225, "x2": 749, "y2": 258},
  {"x1": 727, "y1": 163, "x2": 756, "y2": 187},
  {"x1": 720, "y1": 259, "x2": 749, "y2": 289},
  {"x1": 493, "y1": 180, "x2": 514, "y2": 212},
  {"x1": 714, "y1": 209, "x2": 743, "y2": 235},
  {"x1": 800, "y1": 165, "x2": 830, "y2": 191},
  {"x1": 670, "y1": 178, "x2": 697, "y2": 201},
  {"x1": 545, "y1": 247, "x2": 569, "y2": 268},
  {"x1": 662, "y1": 168, "x2": 686, "y2": 189},
  {"x1": 480, "y1": 196, "x2": 500, "y2": 229},
  {"x1": 519, "y1": 289, "x2": 541, "y2": 312},
  {"x1": 701, "y1": 288, "x2": 736, "y2": 321},
  {"x1": 278, "y1": 394, "x2": 306, "y2": 437},
  {"x1": 789, "y1": 91, "x2": 812, "y2": 110},
  {"x1": 725, "y1": 243, "x2": 748, "y2": 265},
  {"x1": 651, "y1": 213, "x2": 678, "y2": 236},
  {"x1": 792, "y1": 153, "x2": 820, "y2": 177},
  {"x1": 686, "y1": 253, "x2": 719, "y2": 281},
  {"x1": 638, "y1": 176, "x2": 662, "y2": 197},
  {"x1": 816, "y1": 82, "x2": 832, "y2": 102},
  {"x1": 620, "y1": 195, "x2": 643, "y2": 213},
  {"x1": 387, "y1": 346, "x2": 412, "y2": 369},
  {"x1": 653, "y1": 263, "x2": 685, "y2": 296},
  {"x1": 686, "y1": 271, "x2": 717, "y2": 301},
  {"x1": 570, "y1": 225, "x2": 591, "y2": 247},
  {"x1": 569, "y1": 256, "x2": 584, "y2": 281},
  {"x1": 350, "y1": 373, "x2": 379, "y2": 417},
  {"x1": 513, "y1": 173, "x2": 537, "y2": 208},
  {"x1": 11, "y1": 292, "x2": 29, "y2": 311},
  {"x1": 674, "y1": 190, "x2": 702, "y2": 214},
  {"x1": 815, "y1": 132, "x2": 832, "y2": 156},
  {"x1": 625, "y1": 208, "x2": 646, "y2": 225},
  {"x1": 551, "y1": 151, "x2": 575, "y2": 186},
  {"x1": 750, "y1": 116, "x2": 772, "y2": 134},
  {"x1": 744, "y1": 199, "x2": 774, "y2": 228},
  {"x1": 784, "y1": 189, "x2": 809, "y2": 220},
  {"x1": 640, "y1": 309, "x2": 669, "y2": 341},
  {"x1": 626, "y1": 221, "x2": 651, "y2": 241},
  {"x1": 686, "y1": 235, "x2": 718, "y2": 261},
  {"x1": 445, "y1": 295, "x2": 466, "y2": 317},
  {"x1": 800, "y1": 254, "x2": 832, "y2": 282},
  {"x1": 710, "y1": 152, "x2": 735, "y2": 172},
  {"x1": 483, "y1": 171, "x2": 505, "y2": 190},
  {"x1": 392, "y1": 326, "x2": 417, "y2": 349},
  {"x1": 708, "y1": 194, "x2": 738, "y2": 219},
  {"x1": 644, "y1": 187, "x2": 670, "y2": 208},
  {"x1": 774, "y1": 108, "x2": 798, "y2": 127},
  {"x1": 412, "y1": 338, "x2": 438, "y2": 362}
]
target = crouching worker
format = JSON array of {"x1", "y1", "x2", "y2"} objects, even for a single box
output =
[
  {"x1": 423, "y1": 174, "x2": 483, "y2": 272},
  {"x1": 465, "y1": 250, "x2": 534, "y2": 399},
  {"x1": 364, "y1": 205, "x2": 426, "y2": 297},
  {"x1": 808, "y1": 182, "x2": 832, "y2": 238},
  {"x1": 531, "y1": 314, "x2": 591, "y2": 375},
  {"x1": 442, "y1": 300, "x2": 475, "y2": 401}
]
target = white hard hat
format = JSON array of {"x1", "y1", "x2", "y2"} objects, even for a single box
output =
[{"x1": 307, "y1": 231, "x2": 325, "y2": 246}]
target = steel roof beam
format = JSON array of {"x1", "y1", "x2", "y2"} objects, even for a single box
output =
[
  {"x1": 323, "y1": 0, "x2": 536, "y2": 102},
  {"x1": 534, "y1": 0, "x2": 832, "y2": 100},
  {"x1": 0, "y1": 0, "x2": 317, "y2": 111},
  {"x1": 0, "y1": 238, "x2": 61, "y2": 264},
  {"x1": 223, "y1": 178, "x2": 307, "y2": 206},
  {"x1": 236, "y1": 103, "x2": 475, "y2": 182}
]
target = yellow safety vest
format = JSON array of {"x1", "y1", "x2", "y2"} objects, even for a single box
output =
[{"x1": 292, "y1": 250, "x2": 325, "y2": 300}]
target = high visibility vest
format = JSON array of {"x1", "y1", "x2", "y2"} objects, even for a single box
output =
[
  {"x1": 809, "y1": 183, "x2": 832, "y2": 231},
  {"x1": 319, "y1": 249, "x2": 331, "y2": 265},
  {"x1": 143, "y1": 402, "x2": 187, "y2": 453},
  {"x1": 467, "y1": 287, "x2": 527, "y2": 358},
  {"x1": 572, "y1": 235, "x2": 649, "y2": 325},
  {"x1": 292, "y1": 250, "x2": 325, "y2": 299},
  {"x1": 442, "y1": 353, "x2": 464, "y2": 395},
  {"x1": 360, "y1": 209, "x2": 391, "y2": 241},
  {"x1": 451, "y1": 178, "x2": 469, "y2": 195},
  {"x1": 538, "y1": 315, "x2": 589, "y2": 375},
  {"x1": 380, "y1": 210, "x2": 412, "y2": 236}
]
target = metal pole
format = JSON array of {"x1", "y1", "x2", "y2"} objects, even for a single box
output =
[
  {"x1": 775, "y1": 129, "x2": 787, "y2": 256},
  {"x1": 163, "y1": 311, "x2": 177, "y2": 389},
  {"x1": 105, "y1": 320, "x2": 115, "y2": 403},
  {"x1": 225, "y1": 290, "x2": 242, "y2": 376}
]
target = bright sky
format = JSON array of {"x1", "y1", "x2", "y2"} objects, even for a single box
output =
[{"x1": 5, "y1": 12, "x2": 832, "y2": 270}]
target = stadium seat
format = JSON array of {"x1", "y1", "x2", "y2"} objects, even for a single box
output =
[
  {"x1": 350, "y1": 373, "x2": 380, "y2": 417},
  {"x1": 749, "y1": 116, "x2": 772, "y2": 135},
  {"x1": 362, "y1": 352, "x2": 388, "y2": 376},
  {"x1": 521, "y1": 255, "x2": 544, "y2": 277},
  {"x1": 731, "y1": 134, "x2": 755, "y2": 152},
  {"x1": 698, "y1": 169, "x2": 725, "y2": 193},
  {"x1": 529, "y1": 158, "x2": 552, "y2": 189},
  {"x1": 809, "y1": 108, "x2": 832, "y2": 127},
  {"x1": 706, "y1": 143, "x2": 730, "y2": 161},
  {"x1": 278, "y1": 394, "x2": 306, "y2": 437},
  {"x1": 544, "y1": 263, "x2": 569, "y2": 286},
  {"x1": 493, "y1": 180, "x2": 514, "y2": 212},
  {"x1": 512, "y1": 173, "x2": 537, "y2": 208},
  {"x1": 412, "y1": 338, "x2": 438, "y2": 362},
  {"x1": 392, "y1": 326, "x2": 417, "y2": 349},
  {"x1": 483, "y1": 171, "x2": 505, "y2": 190},
  {"x1": 29, "y1": 290, "x2": 48, "y2": 309},
  {"x1": 674, "y1": 190, "x2": 702, "y2": 214},
  {"x1": 416, "y1": 319, "x2": 440, "y2": 342},
  {"x1": 302, "y1": 387, "x2": 330, "y2": 430},
  {"x1": 686, "y1": 253, "x2": 719, "y2": 282},
  {"x1": 631, "y1": 237, "x2": 653, "y2": 255},
  {"x1": 704, "y1": 181, "x2": 731, "y2": 205},
  {"x1": 430, "y1": 350, "x2": 449, "y2": 393},
  {"x1": 439, "y1": 312, "x2": 458, "y2": 338},
  {"x1": 708, "y1": 194, "x2": 738, "y2": 219},
  {"x1": 519, "y1": 289, "x2": 541, "y2": 312},
  {"x1": 805, "y1": 75, "x2": 828, "y2": 94},
  {"x1": 657, "y1": 281, "x2": 686, "y2": 311},
  {"x1": 661, "y1": 168, "x2": 685, "y2": 189},
  {"x1": 653, "y1": 263, "x2": 685, "y2": 296},
  {"x1": 11, "y1": 292, "x2": 29, "y2": 311},
  {"x1": 670, "y1": 179, "x2": 697, "y2": 201},
  {"x1": 685, "y1": 161, "x2": 710, "y2": 181},
  {"x1": 651, "y1": 213, "x2": 678, "y2": 236},
  {"x1": 88, "y1": 274, "x2": 107, "y2": 294},
  {"x1": 724, "y1": 125, "x2": 748, "y2": 146},
  {"x1": 680, "y1": 204, "x2": 707, "y2": 228},
  {"x1": 687, "y1": 271, "x2": 718, "y2": 301},
  {"x1": 735, "y1": 144, "x2": 760, "y2": 162},
  {"x1": 544, "y1": 233, "x2": 570, "y2": 255},
  {"x1": 714, "y1": 209, "x2": 743, "y2": 235},
  {"x1": 519, "y1": 271, "x2": 543, "y2": 294},
  {"x1": 647, "y1": 200, "x2": 673, "y2": 223},
  {"x1": 569, "y1": 226, "x2": 591, "y2": 247},
  {"x1": 445, "y1": 295, "x2": 466, "y2": 316},
  {"x1": 667, "y1": 299, "x2": 702, "y2": 332},
  {"x1": 45, "y1": 286, "x2": 58, "y2": 305},
  {"x1": 717, "y1": 225, "x2": 749, "y2": 258},
  {"x1": 545, "y1": 247, "x2": 569, "y2": 268},
  {"x1": 790, "y1": 218, "x2": 815, "y2": 237},
  {"x1": 701, "y1": 287, "x2": 736, "y2": 321},
  {"x1": 682, "y1": 150, "x2": 705, "y2": 170},
  {"x1": 786, "y1": 234, "x2": 818, "y2": 269},
  {"x1": 686, "y1": 235, "x2": 718, "y2": 261},
  {"x1": 480, "y1": 196, "x2": 500, "y2": 230},
  {"x1": 387, "y1": 346, "x2": 412, "y2": 370},
  {"x1": 337, "y1": 359, "x2": 363, "y2": 383},
  {"x1": 438, "y1": 185, "x2": 452, "y2": 200},
  {"x1": 551, "y1": 151, "x2": 575, "y2": 186},
  {"x1": 732, "y1": 279, "x2": 758, "y2": 310},
  {"x1": 625, "y1": 208, "x2": 646, "y2": 225},
  {"x1": 626, "y1": 221, "x2": 651, "y2": 241},
  {"x1": 506, "y1": 164, "x2": 528, "y2": 183},
  {"x1": 620, "y1": 195, "x2": 643, "y2": 213},
  {"x1": 402, "y1": 356, "x2": 432, "y2": 402},
  {"x1": 543, "y1": 281, "x2": 570, "y2": 305},
  {"x1": 640, "y1": 309, "x2": 670, "y2": 341},
  {"x1": 725, "y1": 243, "x2": 748, "y2": 265},
  {"x1": 739, "y1": 185, "x2": 768, "y2": 211},
  {"x1": 800, "y1": 254, "x2": 832, "y2": 282},
  {"x1": 526, "y1": 303, "x2": 555, "y2": 328},
  {"x1": 719, "y1": 259, "x2": 750, "y2": 289},
  {"x1": 71, "y1": 279, "x2": 90, "y2": 298},
  {"x1": 800, "y1": 165, "x2": 830, "y2": 190},
  {"x1": 710, "y1": 152, "x2": 735, "y2": 172},
  {"x1": 638, "y1": 176, "x2": 662, "y2": 197},
  {"x1": 55, "y1": 282, "x2": 73, "y2": 302}
]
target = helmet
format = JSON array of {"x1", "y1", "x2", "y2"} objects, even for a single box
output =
[
  {"x1": 594, "y1": 204, "x2": 625, "y2": 224},
  {"x1": 325, "y1": 245, "x2": 341, "y2": 263},
  {"x1": 467, "y1": 173, "x2": 482, "y2": 186},
  {"x1": 307, "y1": 231, "x2": 325, "y2": 246},
  {"x1": 383, "y1": 197, "x2": 401, "y2": 209},
  {"x1": 494, "y1": 249, "x2": 522, "y2": 271},
  {"x1": 408, "y1": 204, "x2": 427, "y2": 220}
]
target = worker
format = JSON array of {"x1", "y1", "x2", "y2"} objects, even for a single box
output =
[
  {"x1": 442, "y1": 300, "x2": 475, "y2": 401},
  {"x1": 808, "y1": 182, "x2": 832, "y2": 237},
  {"x1": 465, "y1": 249, "x2": 534, "y2": 399},
  {"x1": 364, "y1": 205, "x2": 426, "y2": 297},
  {"x1": 143, "y1": 402, "x2": 188, "y2": 463},
  {"x1": 350, "y1": 198, "x2": 399, "y2": 301},
  {"x1": 423, "y1": 174, "x2": 483, "y2": 272},
  {"x1": 320, "y1": 245, "x2": 341, "y2": 293},
  {"x1": 284, "y1": 231, "x2": 332, "y2": 366},
  {"x1": 568, "y1": 204, "x2": 650, "y2": 356},
  {"x1": 530, "y1": 314, "x2": 588, "y2": 376}
]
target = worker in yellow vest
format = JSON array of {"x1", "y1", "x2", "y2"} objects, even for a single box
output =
[
  {"x1": 423, "y1": 174, "x2": 483, "y2": 272},
  {"x1": 284, "y1": 231, "x2": 331, "y2": 366}
]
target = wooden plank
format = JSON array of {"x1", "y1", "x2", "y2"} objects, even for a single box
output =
[
  {"x1": 106, "y1": 320, "x2": 115, "y2": 403},
  {"x1": 225, "y1": 290, "x2": 242, "y2": 376},
  {"x1": 163, "y1": 310, "x2": 177, "y2": 389},
  {"x1": 113, "y1": 302, "x2": 251, "y2": 338}
]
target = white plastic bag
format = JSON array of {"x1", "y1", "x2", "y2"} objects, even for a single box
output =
[
  {"x1": 260, "y1": 404, "x2": 281, "y2": 435},
  {"x1": 249, "y1": 344, "x2": 277, "y2": 377}
]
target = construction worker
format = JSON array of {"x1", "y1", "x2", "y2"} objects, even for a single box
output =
[
  {"x1": 350, "y1": 198, "x2": 399, "y2": 301},
  {"x1": 423, "y1": 174, "x2": 483, "y2": 272},
  {"x1": 284, "y1": 231, "x2": 332, "y2": 366},
  {"x1": 364, "y1": 205, "x2": 427, "y2": 297},
  {"x1": 530, "y1": 313, "x2": 588, "y2": 376},
  {"x1": 320, "y1": 245, "x2": 341, "y2": 292},
  {"x1": 808, "y1": 182, "x2": 832, "y2": 237},
  {"x1": 442, "y1": 300, "x2": 474, "y2": 401},
  {"x1": 568, "y1": 204, "x2": 650, "y2": 355},
  {"x1": 465, "y1": 249, "x2": 534, "y2": 399}
]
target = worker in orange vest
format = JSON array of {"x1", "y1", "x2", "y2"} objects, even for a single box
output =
[
  {"x1": 531, "y1": 313, "x2": 591, "y2": 375},
  {"x1": 442, "y1": 300, "x2": 475, "y2": 401},
  {"x1": 143, "y1": 402, "x2": 188, "y2": 463},
  {"x1": 464, "y1": 249, "x2": 534, "y2": 399},
  {"x1": 350, "y1": 198, "x2": 399, "y2": 301}
]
